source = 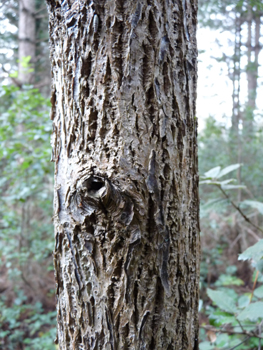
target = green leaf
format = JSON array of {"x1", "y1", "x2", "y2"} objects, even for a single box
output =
[
  {"x1": 220, "y1": 179, "x2": 236, "y2": 185},
  {"x1": 216, "y1": 333, "x2": 230, "y2": 347},
  {"x1": 256, "y1": 260, "x2": 263, "y2": 273},
  {"x1": 254, "y1": 285, "x2": 263, "y2": 299},
  {"x1": 237, "y1": 295, "x2": 250, "y2": 309},
  {"x1": 20, "y1": 56, "x2": 32, "y2": 67},
  {"x1": 209, "y1": 310, "x2": 237, "y2": 327},
  {"x1": 199, "y1": 341, "x2": 214, "y2": 350},
  {"x1": 241, "y1": 200, "x2": 263, "y2": 215},
  {"x1": 9, "y1": 71, "x2": 18, "y2": 78},
  {"x1": 237, "y1": 302, "x2": 263, "y2": 321},
  {"x1": 217, "y1": 164, "x2": 242, "y2": 178},
  {"x1": 221, "y1": 184, "x2": 246, "y2": 190},
  {"x1": 200, "y1": 180, "x2": 221, "y2": 185},
  {"x1": 238, "y1": 240, "x2": 263, "y2": 264},
  {"x1": 0, "y1": 330, "x2": 10, "y2": 338},
  {"x1": 207, "y1": 288, "x2": 237, "y2": 314},
  {"x1": 215, "y1": 274, "x2": 244, "y2": 286},
  {"x1": 204, "y1": 166, "x2": 221, "y2": 179},
  {"x1": 226, "y1": 265, "x2": 237, "y2": 275}
]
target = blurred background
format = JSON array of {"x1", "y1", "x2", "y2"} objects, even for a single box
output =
[{"x1": 0, "y1": 1, "x2": 263, "y2": 349}]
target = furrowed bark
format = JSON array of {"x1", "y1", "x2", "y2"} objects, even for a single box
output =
[{"x1": 47, "y1": 0, "x2": 200, "y2": 349}]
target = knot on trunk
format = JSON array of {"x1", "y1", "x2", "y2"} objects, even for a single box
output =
[{"x1": 68, "y1": 175, "x2": 139, "y2": 228}]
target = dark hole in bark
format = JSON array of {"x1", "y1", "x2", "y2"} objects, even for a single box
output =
[
  {"x1": 67, "y1": 17, "x2": 77, "y2": 28},
  {"x1": 84, "y1": 240, "x2": 93, "y2": 253},
  {"x1": 88, "y1": 180, "x2": 104, "y2": 192},
  {"x1": 82, "y1": 177, "x2": 105, "y2": 195}
]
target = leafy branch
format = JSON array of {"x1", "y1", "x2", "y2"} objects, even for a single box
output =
[
  {"x1": 218, "y1": 185, "x2": 263, "y2": 235},
  {"x1": 199, "y1": 164, "x2": 263, "y2": 350},
  {"x1": 200, "y1": 163, "x2": 263, "y2": 235},
  {"x1": 201, "y1": 323, "x2": 263, "y2": 340}
]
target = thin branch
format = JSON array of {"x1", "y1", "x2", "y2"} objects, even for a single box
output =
[
  {"x1": 227, "y1": 336, "x2": 251, "y2": 350},
  {"x1": 236, "y1": 318, "x2": 246, "y2": 334},
  {"x1": 218, "y1": 186, "x2": 263, "y2": 234},
  {"x1": 34, "y1": 6, "x2": 48, "y2": 15},
  {"x1": 201, "y1": 326, "x2": 263, "y2": 340},
  {"x1": 33, "y1": 79, "x2": 50, "y2": 89},
  {"x1": 1, "y1": 66, "x2": 22, "y2": 88},
  {"x1": 230, "y1": 232, "x2": 242, "y2": 250},
  {"x1": 243, "y1": 226, "x2": 261, "y2": 242},
  {"x1": 35, "y1": 13, "x2": 49, "y2": 19}
]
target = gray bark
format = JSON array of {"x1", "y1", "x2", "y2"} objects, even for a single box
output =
[
  {"x1": 47, "y1": 0, "x2": 200, "y2": 349},
  {"x1": 18, "y1": 0, "x2": 35, "y2": 84}
]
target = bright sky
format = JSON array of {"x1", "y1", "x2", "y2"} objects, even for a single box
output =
[{"x1": 197, "y1": 26, "x2": 263, "y2": 130}]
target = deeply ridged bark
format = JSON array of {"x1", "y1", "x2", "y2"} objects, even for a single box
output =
[{"x1": 47, "y1": 0, "x2": 199, "y2": 349}]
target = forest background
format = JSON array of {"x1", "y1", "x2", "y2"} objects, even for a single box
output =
[{"x1": 0, "y1": 0, "x2": 263, "y2": 349}]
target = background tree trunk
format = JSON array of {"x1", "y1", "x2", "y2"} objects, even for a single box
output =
[
  {"x1": 18, "y1": 0, "x2": 35, "y2": 84},
  {"x1": 244, "y1": 6, "x2": 261, "y2": 135},
  {"x1": 47, "y1": 0, "x2": 200, "y2": 349}
]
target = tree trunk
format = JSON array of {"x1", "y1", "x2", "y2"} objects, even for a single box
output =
[
  {"x1": 18, "y1": 0, "x2": 35, "y2": 84},
  {"x1": 244, "y1": 6, "x2": 261, "y2": 135},
  {"x1": 47, "y1": 1, "x2": 200, "y2": 349},
  {"x1": 231, "y1": 13, "x2": 241, "y2": 135}
]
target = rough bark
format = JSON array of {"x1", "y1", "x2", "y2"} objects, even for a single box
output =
[
  {"x1": 47, "y1": 0, "x2": 199, "y2": 349},
  {"x1": 18, "y1": 0, "x2": 35, "y2": 84}
]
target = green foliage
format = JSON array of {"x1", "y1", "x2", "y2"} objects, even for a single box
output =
[
  {"x1": 198, "y1": 0, "x2": 263, "y2": 29},
  {"x1": 198, "y1": 0, "x2": 263, "y2": 346},
  {"x1": 239, "y1": 240, "x2": 263, "y2": 272},
  {"x1": 215, "y1": 273, "x2": 244, "y2": 286},
  {"x1": 200, "y1": 266, "x2": 263, "y2": 349},
  {"x1": 237, "y1": 302, "x2": 263, "y2": 322},
  {"x1": 207, "y1": 287, "x2": 263, "y2": 322},
  {"x1": 0, "y1": 84, "x2": 53, "y2": 265},
  {"x1": 0, "y1": 1, "x2": 50, "y2": 85},
  {"x1": 0, "y1": 293, "x2": 56, "y2": 350},
  {"x1": 207, "y1": 288, "x2": 238, "y2": 314},
  {"x1": 199, "y1": 165, "x2": 263, "y2": 350},
  {"x1": 199, "y1": 117, "x2": 263, "y2": 202},
  {"x1": 203, "y1": 164, "x2": 242, "y2": 180},
  {"x1": 241, "y1": 201, "x2": 263, "y2": 215},
  {"x1": 254, "y1": 285, "x2": 263, "y2": 298},
  {"x1": 201, "y1": 163, "x2": 246, "y2": 190},
  {"x1": 0, "y1": 84, "x2": 55, "y2": 349},
  {"x1": 10, "y1": 56, "x2": 34, "y2": 78}
]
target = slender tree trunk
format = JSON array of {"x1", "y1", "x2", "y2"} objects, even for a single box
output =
[
  {"x1": 47, "y1": 1, "x2": 200, "y2": 349},
  {"x1": 18, "y1": 0, "x2": 35, "y2": 84},
  {"x1": 231, "y1": 13, "x2": 241, "y2": 135},
  {"x1": 244, "y1": 6, "x2": 261, "y2": 134},
  {"x1": 230, "y1": 13, "x2": 242, "y2": 199}
]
